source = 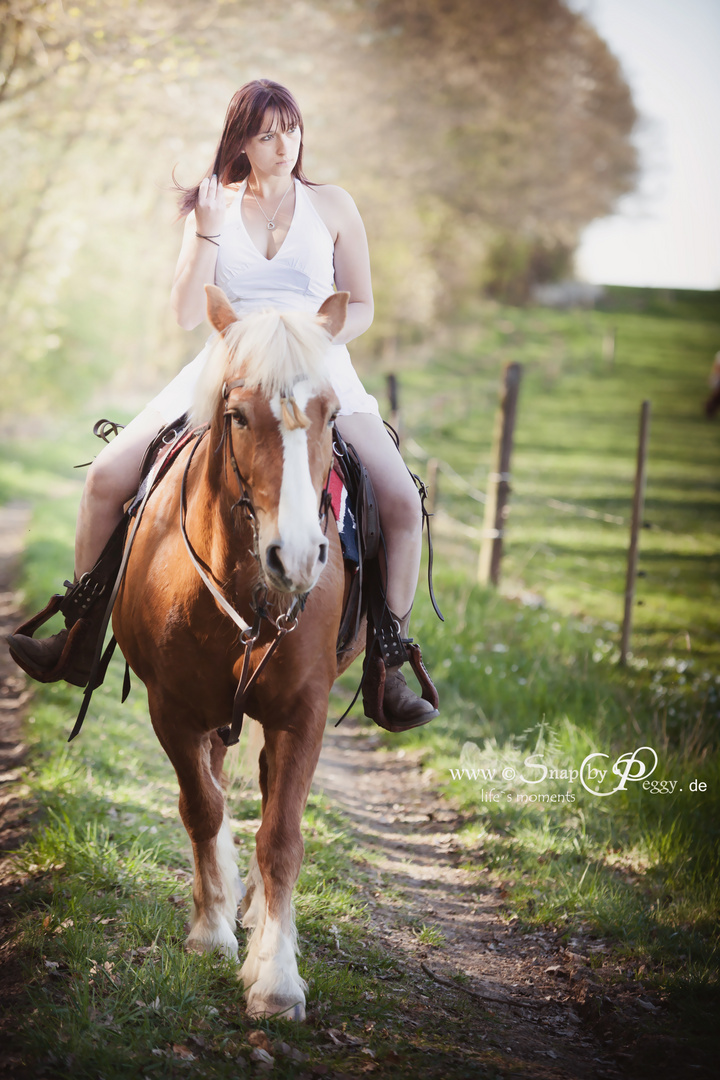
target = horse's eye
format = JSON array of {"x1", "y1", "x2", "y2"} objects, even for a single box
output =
[
  {"x1": 230, "y1": 410, "x2": 248, "y2": 429},
  {"x1": 328, "y1": 409, "x2": 339, "y2": 428}
]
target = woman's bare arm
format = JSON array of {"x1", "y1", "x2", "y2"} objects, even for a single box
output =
[
  {"x1": 170, "y1": 176, "x2": 227, "y2": 330},
  {"x1": 310, "y1": 185, "x2": 374, "y2": 346}
]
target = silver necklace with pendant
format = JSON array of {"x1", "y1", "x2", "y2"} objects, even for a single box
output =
[{"x1": 248, "y1": 181, "x2": 293, "y2": 230}]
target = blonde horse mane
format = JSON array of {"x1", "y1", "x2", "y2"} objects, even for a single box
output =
[{"x1": 191, "y1": 308, "x2": 333, "y2": 427}]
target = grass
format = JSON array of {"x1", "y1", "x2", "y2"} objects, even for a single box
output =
[
  {"x1": 411, "y1": 923, "x2": 446, "y2": 949},
  {"x1": 7, "y1": 660, "x2": 492, "y2": 1077},
  {"x1": 404, "y1": 577, "x2": 720, "y2": 969},
  {"x1": 1, "y1": 285, "x2": 719, "y2": 1072},
  {"x1": 371, "y1": 289, "x2": 720, "y2": 667},
  {"x1": 368, "y1": 287, "x2": 720, "y2": 1042}
]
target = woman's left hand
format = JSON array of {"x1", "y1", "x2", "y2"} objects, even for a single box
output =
[{"x1": 194, "y1": 174, "x2": 227, "y2": 237}]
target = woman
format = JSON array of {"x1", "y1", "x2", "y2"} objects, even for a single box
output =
[{"x1": 7, "y1": 79, "x2": 437, "y2": 732}]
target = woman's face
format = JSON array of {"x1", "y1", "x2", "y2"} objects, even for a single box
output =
[{"x1": 243, "y1": 108, "x2": 302, "y2": 180}]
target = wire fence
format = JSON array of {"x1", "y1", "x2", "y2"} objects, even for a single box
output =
[
  {"x1": 405, "y1": 439, "x2": 636, "y2": 529},
  {"x1": 400, "y1": 420, "x2": 711, "y2": 657},
  {"x1": 404, "y1": 437, "x2": 631, "y2": 529}
]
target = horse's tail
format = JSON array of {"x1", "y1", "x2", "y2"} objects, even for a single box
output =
[
  {"x1": 241, "y1": 718, "x2": 265, "y2": 786},
  {"x1": 224, "y1": 717, "x2": 265, "y2": 796}
]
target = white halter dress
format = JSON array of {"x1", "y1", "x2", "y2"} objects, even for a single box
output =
[{"x1": 146, "y1": 179, "x2": 380, "y2": 423}]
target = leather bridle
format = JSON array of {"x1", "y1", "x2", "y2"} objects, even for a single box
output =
[{"x1": 179, "y1": 379, "x2": 333, "y2": 747}]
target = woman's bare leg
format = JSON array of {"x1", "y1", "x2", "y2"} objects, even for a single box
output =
[
  {"x1": 335, "y1": 412, "x2": 422, "y2": 615},
  {"x1": 74, "y1": 407, "x2": 166, "y2": 577}
]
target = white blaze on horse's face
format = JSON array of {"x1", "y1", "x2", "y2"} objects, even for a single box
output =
[{"x1": 260, "y1": 378, "x2": 335, "y2": 595}]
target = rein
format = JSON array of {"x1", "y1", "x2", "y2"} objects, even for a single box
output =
[{"x1": 179, "y1": 426, "x2": 252, "y2": 638}]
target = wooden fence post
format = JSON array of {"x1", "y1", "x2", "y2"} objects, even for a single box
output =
[
  {"x1": 620, "y1": 400, "x2": 652, "y2": 665},
  {"x1": 478, "y1": 362, "x2": 523, "y2": 586},
  {"x1": 603, "y1": 327, "x2": 616, "y2": 366}
]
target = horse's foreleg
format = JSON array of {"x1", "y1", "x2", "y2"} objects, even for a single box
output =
[
  {"x1": 154, "y1": 712, "x2": 244, "y2": 957},
  {"x1": 241, "y1": 715, "x2": 324, "y2": 1021}
]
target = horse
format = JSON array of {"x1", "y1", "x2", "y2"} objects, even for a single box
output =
[{"x1": 112, "y1": 284, "x2": 361, "y2": 1021}]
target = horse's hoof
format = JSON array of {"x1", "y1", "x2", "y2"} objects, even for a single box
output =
[
  {"x1": 185, "y1": 915, "x2": 239, "y2": 958},
  {"x1": 246, "y1": 994, "x2": 306, "y2": 1022},
  {"x1": 186, "y1": 938, "x2": 239, "y2": 959}
]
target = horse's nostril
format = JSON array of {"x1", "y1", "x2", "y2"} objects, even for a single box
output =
[
  {"x1": 266, "y1": 544, "x2": 285, "y2": 577},
  {"x1": 318, "y1": 541, "x2": 328, "y2": 565}
]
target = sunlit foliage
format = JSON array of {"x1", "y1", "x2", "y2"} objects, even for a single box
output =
[{"x1": 0, "y1": 0, "x2": 638, "y2": 415}]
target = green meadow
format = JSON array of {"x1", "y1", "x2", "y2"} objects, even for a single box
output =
[
  {"x1": 381, "y1": 286, "x2": 720, "y2": 1051},
  {"x1": 1, "y1": 286, "x2": 718, "y2": 1074}
]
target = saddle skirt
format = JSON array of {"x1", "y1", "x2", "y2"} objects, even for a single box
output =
[{"x1": 328, "y1": 466, "x2": 359, "y2": 566}]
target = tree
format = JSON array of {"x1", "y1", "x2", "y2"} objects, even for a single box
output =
[
  {"x1": 361, "y1": 0, "x2": 639, "y2": 302},
  {"x1": 0, "y1": 0, "x2": 639, "y2": 415}
]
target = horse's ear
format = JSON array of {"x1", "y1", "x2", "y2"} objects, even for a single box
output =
[
  {"x1": 205, "y1": 284, "x2": 238, "y2": 334},
  {"x1": 317, "y1": 291, "x2": 349, "y2": 339}
]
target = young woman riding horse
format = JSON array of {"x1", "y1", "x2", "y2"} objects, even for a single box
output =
[{"x1": 7, "y1": 78, "x2": 438, "y2": 730}]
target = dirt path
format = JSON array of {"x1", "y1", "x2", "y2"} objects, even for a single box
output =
[
  {"x1": 315, "y1": 723, "x2": 646, "y2": 1079},
  {"x1": 0, "y1": 502, "x2": 34, "y2": 855},
  {"x1": 0, "y1": 502, "x2": 38, "y2": 1078}
]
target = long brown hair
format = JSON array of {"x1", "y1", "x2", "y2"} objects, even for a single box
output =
[{"x1": 176, "y1": 80, "x2": 312, "y2": 217}]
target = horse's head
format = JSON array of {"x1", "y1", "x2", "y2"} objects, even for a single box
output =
[{"x1": 195, "y1": 285, "x2": 347, "y2": 596}]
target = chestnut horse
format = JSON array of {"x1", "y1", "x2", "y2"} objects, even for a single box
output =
[{"x1": 113, "y1": 285, "x2": 359, "y2": 1021}]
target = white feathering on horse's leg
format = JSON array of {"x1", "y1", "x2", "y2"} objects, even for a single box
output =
[
  {"x1": 186, "y1": 907, "x2": 239, "y2": 958},
  {"x1": 186, "y1": 815, "x2": 242, "y2": 958},
  {"x1": 216, "y1": 811, "x2": 245, "y2": 915},
  {"x1": 243, "y1": 908, "x2": 307, "y2": 1022},
  {"x1": 240, "y1": 874, "x2": 267, "y2": 987}
]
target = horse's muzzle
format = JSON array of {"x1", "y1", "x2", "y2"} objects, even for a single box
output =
[{"x1": 264, "y1": 537, "x2": 329, "y2": 594}]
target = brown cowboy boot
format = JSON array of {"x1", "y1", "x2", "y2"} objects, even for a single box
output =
[
  {"x1": 7, "y1": 508, "x2": 129, "y2": 688},
  {"x1": 7, "y1": 572, "x2": 109, "y2": 688},
  {"x1": 363, "y1": 607, "x2": 439, "y2": 733},
  {"x1": 382, "y1": 665, "x2": 438, "y2": 728}
]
